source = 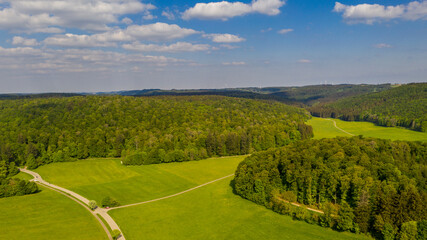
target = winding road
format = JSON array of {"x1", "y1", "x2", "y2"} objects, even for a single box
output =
[
  {"x1": 20, "y1": 168, "x2": 124, "y2": 240},
  {"x1": 20, "y1": 168, "x2": 236, "y2": 240}
]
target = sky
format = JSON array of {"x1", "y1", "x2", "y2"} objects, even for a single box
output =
[{"x1": 0, "y1": 0, "x2": 426, "y2": 93}]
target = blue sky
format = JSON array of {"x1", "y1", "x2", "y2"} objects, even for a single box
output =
[{"x1": 0, "y1": 0, "x2": 425, "y2": 93}]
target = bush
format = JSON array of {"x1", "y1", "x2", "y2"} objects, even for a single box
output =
[
  {"x1": 88, "y1": 200, "x2": 97, "y2": 210},
  {"x1": 101, "y1": 196, "x2": 120, "y2": 208},
  {"x1": 112, "y1": 229, "x2": 121, "y2": 240}
]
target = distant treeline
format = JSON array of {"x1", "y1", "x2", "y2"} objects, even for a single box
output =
[
  {"x1": 0, "y1": 95, "x2": 311, "y2": 170},
  {"x1": 114, "y1": 84, "x2": 391, "y2": 106},
  {"x1": 309, "y1": 83, "x2": 427, "y2": 132},
  {"x1": 234, "y1": 137, "x2": 427, "y2": 239}
]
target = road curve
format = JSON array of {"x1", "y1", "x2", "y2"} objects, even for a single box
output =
[{"x1": 20, "y1": 168, "x2": 125, "y2": 240}]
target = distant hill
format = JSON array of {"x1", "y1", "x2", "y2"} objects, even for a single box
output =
[
  {"x1": 110, "y1": 84, "x2": 392, "y2": 106},
  {"x1": 0, "y1": 93, "x2": 81, "y2": 100},
  {"x1": 0, "y1": 84, "x2": 392, "y2": 106},
  {"x1": 309, "y1": 83, "x2": 427, "y2": 131}
]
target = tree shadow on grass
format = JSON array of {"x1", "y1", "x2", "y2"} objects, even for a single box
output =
[{"x1": 229, "y1": 178, "x2": 238, "y2": 195}]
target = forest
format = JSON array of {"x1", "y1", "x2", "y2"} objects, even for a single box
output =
[
  {"x1": 234, "y1": 136, "x2": 427, "y2": 239},
  {"x1": 309, "y1": 83, "x2": 427, "y2": 132},
  {"x1": 0, "y1": 95, "x2": 312, "y2": 170}
]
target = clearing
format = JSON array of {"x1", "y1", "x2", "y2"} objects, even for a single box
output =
[
  {"x1": 33, "y1": 156, "x2": 369, "y2": 240},
  {"x1": 307, "y1": 117, "x2": 427, "y2": 141}
]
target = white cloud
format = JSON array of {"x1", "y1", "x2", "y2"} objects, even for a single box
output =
[
  {"x1": 297, "y1": 59, "x2": 311, "y2": 63},
  {"x1": 203, "y1": 33, "x2": 245, "y2": 43},
  {"x1": 251, "y1": 0, "x2": 285, "y2": 15},
  {"x1": 162, "y1": 10, "x2": 176, "y2": 20},
  {"x1": 143, "y1": 14, "x2": 156, "y2": 20},
  {"x1": 182, "y1": 0, "x2": 286, "y2": 20},
  {"x1": 220, "y1": 44, "x2": 240, "y2": 49},
  {"x1": 122, "y1": 42, "x2": 211, "y2": 52},
  {"x1": 334, "y1": 1, "x2": 427, "y2": 24},
  {"x1": 277, "y1": 28, "x2": 293, "y2": 34},
  {"x1": 125, "y1": 23, "x2": 199, "y2": 41},
  {"x1": 0, "y1": 46, "x2": 191, "y2": 74},
  {"x1": 43, "y1": 23, "x2": 200, "y2": 47},
  {"x1": 44, "y1": 33, "x2": 118, "y2": 47},
  {"x1": 121, "y1": 17, "x2": 133, "y2": 25},
  {"x1": 374, "y1": 43, "x2": 392, "y2": 48},
  {"x1": 223, "y1": 61, "x2": 246, "y2": 65},
  {"x1": 261, "y1": 27, "x2": 273, "y2": 32},
  {"x1": 12, "y1": 36, "x2": 39, "y2": 46},
  {"x1": 0, "y1": 0, "x2": 156, "y2": 32}
]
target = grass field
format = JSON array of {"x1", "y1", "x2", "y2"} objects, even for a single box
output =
[
  {"x1": 307, "y1": 117, "x2": 427, "y2": 141},
  {"x1": 0, "y1": 186, "x2": 107, "y2": 240},
  {"x1": 35, "y1": 156, "x2": 245, "y2": 205},
  {"x1": 109, "y1": 177, "x2": 370, "y2": 240},
  {"x1": 34, "y1": 156, "x2": 370, "y2": 240}
]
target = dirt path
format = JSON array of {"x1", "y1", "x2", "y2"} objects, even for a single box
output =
[
  {"x1": 326, "y1": 119, "x2": 355, "y2": 136},
  {"x1": 20, "y1": 168, "x2": 125, "y2": 240},
  {"x1": 108, "y1": 174, "x2": 235, "y2": 211},
  {"x1": 276, "y1": 197, "x2": 325, "y2": 214}
]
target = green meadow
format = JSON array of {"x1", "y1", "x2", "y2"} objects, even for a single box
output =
[
  {"x1": 0, "y1": 186, "x2": 106, "y2": 240},
  {"x1": 35, "y1": 156, "x2": 245, "y2": 205},
  {"x1": 307, "y1": 117, "x2": 427, "y2": 141},
  {"x1": 109, "y1": 176, "x2": 370, "y2": 240},
  {"x1": 32, "y1": 156, "x2": 370, "y2": 240}
]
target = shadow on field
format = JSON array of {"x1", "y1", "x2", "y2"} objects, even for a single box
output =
[{"x1": 229, "y1": 179, "x2": 238, "y2": 195}]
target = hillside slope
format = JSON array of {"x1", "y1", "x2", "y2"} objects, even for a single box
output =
[
  {"x1": 309, "y1": 83, "x2": 427, "y2": 131},
  {"x1": 0, "y1": 95, "x2": 311, "y2": 170}
]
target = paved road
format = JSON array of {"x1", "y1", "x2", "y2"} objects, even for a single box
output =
[{"x1": 20, "y1": 168, "x2": 125, "y2": 240}]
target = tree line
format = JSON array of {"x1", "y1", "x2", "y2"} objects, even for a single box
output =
[
  {"x1": 309, "y1": 83, "x2": 427, "y2": 132},
  {"x1": 234, "y1": 136, "x2": 427, "y2": 239},
  {"x1": 0, "y1": 161, "x2": 38, "y2": 198}
]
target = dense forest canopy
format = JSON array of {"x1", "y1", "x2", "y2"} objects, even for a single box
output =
[
  {"x1": 309, "y1": 83, "x2": 427, "y2": 132},
  {"x1": 0, "y1": 95, "x2": 312, "y2": 169},
  {"x1": 234, "y1": 137, "x2": 427, "y2": 239}
]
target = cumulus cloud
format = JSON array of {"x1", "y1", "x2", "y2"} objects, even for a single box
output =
[
  {"x1": 0, "y1": 0, "x2": 156, "y2": 32},
  {"x1": 125, "y1": 23, "x2": 199, "y2": 41},
  {"x1": 121, "y1": 17, "x2": 133, "y2": 25},
  {"x1": 12, "y1": 36, "x2": 39, "y2": 46},
  {"x1": 44, "y1": 33, "x2": 118, "y2": 48},
  {"x1": 182, "y1": 0, "x2": 286, "y2": 20},
  {"x1": 203, "y1": 33, "x2": 245, "y2": 43},
  {"x1": 43, "y1": 23, "x2": 199, "y2": 47},
  {"x1": 222, "y1": 61, "x2": 246, "y2": 65},
  {"x1": 122, "y1": 42, "x2": 211, "y2": 52},
  {"x1": 0, "y1": 46, "x2": 191, "y2": 74},
  {"x1": 277, "y1": 28, "x2": 293, "y2": 34},
  {"x1": 333, "y1": 1, "x2": 427, "y2": 24},
  {"x1": 374, "y1": 43, "x2": 392, "y2": 48}
]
